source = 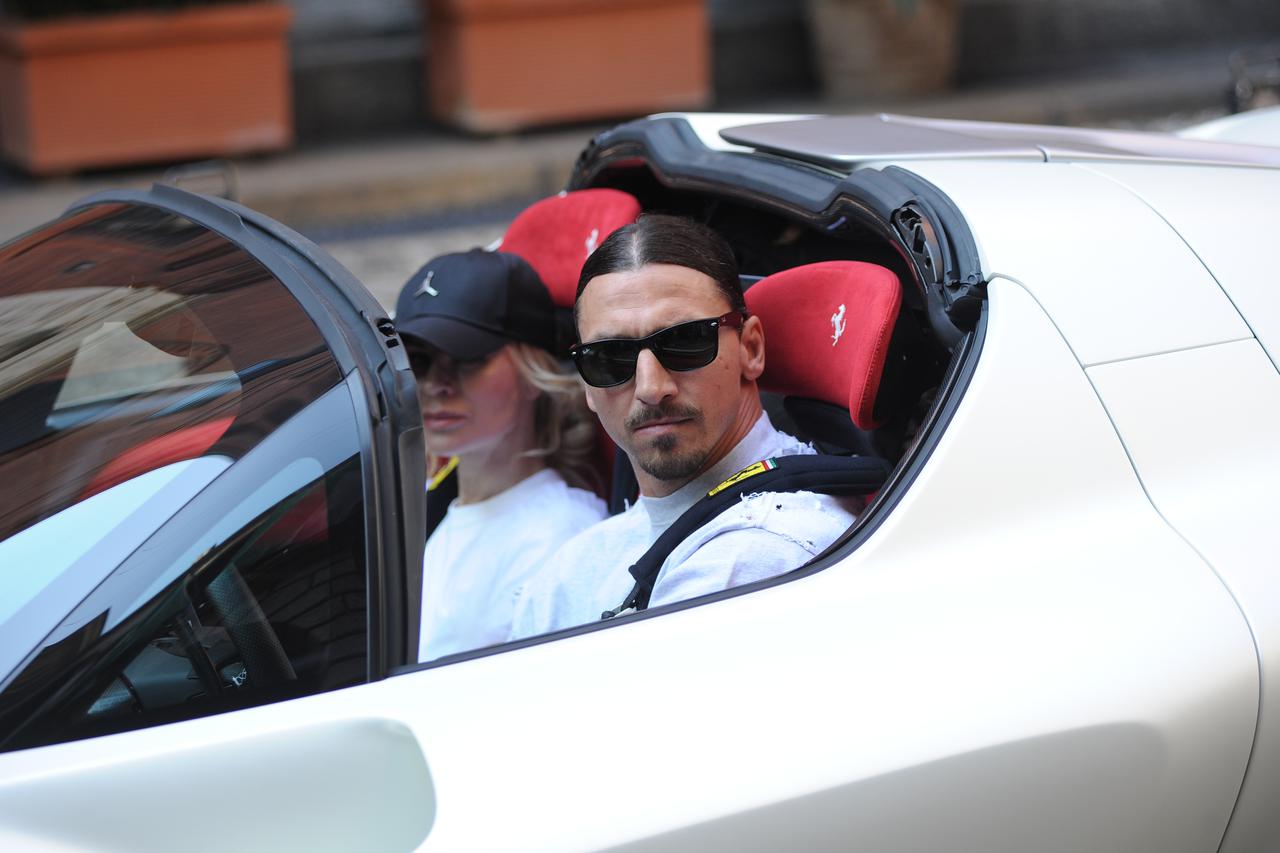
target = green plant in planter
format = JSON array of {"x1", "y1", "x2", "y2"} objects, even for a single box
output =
[{"x1": 0, "y1": 0, "x2": 248, "y2": 21}]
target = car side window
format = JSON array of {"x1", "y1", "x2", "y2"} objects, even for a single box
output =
[
  {"x1": 81, "y1": 456, "x2": 364, "y2": 742},
  {"x1": 0, "y1": 387, "x2": 369, "y2": 753},
  {"x1": 0, "y1": 203, "x2": 370, "y2": 751}
]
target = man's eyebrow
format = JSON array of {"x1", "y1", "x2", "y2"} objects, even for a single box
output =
[
  {"x1": 581, "y1": 327, "x2": 632, "y2": 342},
  {"x1": 579, "y1": 318, "x2": 649, "y2": 341},
  {"x1": 585, "y1": 312, "x2": 727, "y2": 342}
]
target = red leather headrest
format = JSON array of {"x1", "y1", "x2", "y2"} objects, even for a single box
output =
[
  {"x1": 82, "y1": 415, "x2": 235, "y2": 499},
  {"x1": 501, "y1": 189, "x2": 642, "y2": 308},
  {"x1": 746, "y1": 262, "x2": 902, "y2": 430}
]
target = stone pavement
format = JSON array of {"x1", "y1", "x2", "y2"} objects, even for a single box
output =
[
  {"x1": 325, "y1": 222, "x2": 510, "y2": 309},
  {"x1": 0, "y1": 44, "x2": 1248, "y2": 309}
]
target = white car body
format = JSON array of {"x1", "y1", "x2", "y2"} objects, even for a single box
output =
[
  {"x1": 1181, "y1": 103, "x2": 1280, "y2": 145},
  {"x1": 2, "y1": 113, "x2": 1279, "y2": 852}
]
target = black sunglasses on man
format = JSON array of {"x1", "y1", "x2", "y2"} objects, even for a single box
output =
[{"x1": 569, "y1": 311, "x2": 748, "y2": 388}]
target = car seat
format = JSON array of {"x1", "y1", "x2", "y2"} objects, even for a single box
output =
[
  {"x1": 744, "y1": 260, "x2": 903, "y2": 456},
  {"x1": 499, "y1": 188, "x2": 643, "y2": 309},
  {"x1": 501, "y1": 188, "x2": 643, "y2": 511},
  {"x1": 81, "y1": 415, "x2": 235, "y2": 499}
]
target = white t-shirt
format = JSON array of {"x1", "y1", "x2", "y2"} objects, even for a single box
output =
[
  {"x1": 509, "y1": 414, "x2": 857, "y2": 639},
  {"x1": 419, "y1": 468, "x2": 606, "y2": 661}
]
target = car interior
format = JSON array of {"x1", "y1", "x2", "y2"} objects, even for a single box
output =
[
  {"x1": 452, "y1": 186, "x2": 953, "y2": 519},
  {"x1": 414, "y1": 182, "x2": 959, "y2": 653}
]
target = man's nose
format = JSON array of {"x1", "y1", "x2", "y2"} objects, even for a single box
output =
[{"x1": 633, "y1": 347, "x2": 677, "y2": 405}]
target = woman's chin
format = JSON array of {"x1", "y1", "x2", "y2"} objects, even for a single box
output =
[{"x1": 424, "y1": 430, "x2": 471, "y2": 458}]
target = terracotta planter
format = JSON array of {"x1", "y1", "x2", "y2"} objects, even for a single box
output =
[
  {"x1": 0, "y1": 2, "x2": 293, "y2": 175},
  {"x1": 806, "y1": 0, "x2": 958, "y2": 101},
  {"x1": 426, "y1": 0, "x2": 710, "y2": 132}
]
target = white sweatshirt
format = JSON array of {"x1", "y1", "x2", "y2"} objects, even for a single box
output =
[
  {"x1": 510, "y1": 414, "x2": 857, "y2": 639},
  {"x1": 419, "y1": 468, "x2": 605, "y2": 660}
]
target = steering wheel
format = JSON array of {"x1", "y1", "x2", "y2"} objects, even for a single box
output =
[{"x1": 205, "y1": 563, "x2": 297, "y2": 687}]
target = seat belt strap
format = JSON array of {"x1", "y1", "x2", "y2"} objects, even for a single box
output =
[
  {"x1": 425, "y1": 457, "x2": 459, "y2": 540},
  {"x1": 601, "y1": 454, "x2": 888, "y2": 618}
]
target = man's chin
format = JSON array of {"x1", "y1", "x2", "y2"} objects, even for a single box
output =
[{"x1": 635, "y1": 446, "x2": 708, "y2": 484}]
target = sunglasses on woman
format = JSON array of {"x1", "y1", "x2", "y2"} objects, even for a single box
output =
[
  {"x1": 569, "y1": 311, "x2": 747, "y2": 388},
  {"x1": 406, "y1": 345, "x2": 493, "y2": 384}
]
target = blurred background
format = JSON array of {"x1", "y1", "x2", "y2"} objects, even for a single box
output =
[{"x1": 1, "y1": 0, "x2": 1278, "y2": 307}]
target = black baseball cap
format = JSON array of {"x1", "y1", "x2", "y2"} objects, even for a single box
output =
[{"x1": 394, "y1": 249, "x2": 558, "y2": 359}]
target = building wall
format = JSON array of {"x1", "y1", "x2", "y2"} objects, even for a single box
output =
[
  {"x1": 708, "y1": 0, "x2": 817, "y2": 103},
  {"x1": 956, "y1": 0, "x2": 1280, "y2": 82},
  {"x1": 288, "y1": 0, "x2": 425, "y2": 140},
  {"x1": 284, "y1": 0, "x2": 1280, "y2": 141}
]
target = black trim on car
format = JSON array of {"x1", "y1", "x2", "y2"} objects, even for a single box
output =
[
  {"x1": 572, "y1": 117, "x2": 851, "y2": 214},
  {"x1": 222, "y1": 196, "x2": 425, "y2": 674},
  {"x1": 885, "y1": 167, "x2": 986, "y2": 342},
  {"x1": 568, "y1": 116, "x2": 985, "y2": 347}
]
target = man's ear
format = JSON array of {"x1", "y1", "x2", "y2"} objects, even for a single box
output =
[{"x1": 739, "y1": 314, "x2": 765, "y2": 382}]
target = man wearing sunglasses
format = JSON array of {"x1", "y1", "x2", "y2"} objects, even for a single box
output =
[{"x1": 510, "y1": 214, "x2": 857, "y2": 637}]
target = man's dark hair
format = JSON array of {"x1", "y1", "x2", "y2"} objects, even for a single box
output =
[{"x1": 574, "y1": 214, "x2": 743, "y2": 327}]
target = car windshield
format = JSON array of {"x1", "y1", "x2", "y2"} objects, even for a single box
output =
[{"x1": 0, "y1": 202, "x2": 342, "y2": 642}]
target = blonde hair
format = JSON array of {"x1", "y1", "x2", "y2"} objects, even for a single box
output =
[{"x1": 507, "y1": 342, "x2": 600, "y2": 493}]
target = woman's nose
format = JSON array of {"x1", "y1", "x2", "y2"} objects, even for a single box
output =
[{"x1": 421, "y1": 362, "x2": 458, "y2": 397}]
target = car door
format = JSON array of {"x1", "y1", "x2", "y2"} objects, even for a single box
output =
[{"x1": 0, "y1": 186, "x2": 428, "y2": 847}]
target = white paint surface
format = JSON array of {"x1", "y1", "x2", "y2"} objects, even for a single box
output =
[
  {"x1": 1080, "y1": 161, "x2": 1280, "y2": 372},
  {"x1": 900, "y1": 159, "x2": 1252, "y2": 366},
  {"x1": 1088, "y1": 338, "x2": 1280, "y2": 853}
]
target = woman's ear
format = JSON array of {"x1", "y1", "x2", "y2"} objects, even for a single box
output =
[{"x1": 739, "y1": 314, "x2": 765, "y2": 382}]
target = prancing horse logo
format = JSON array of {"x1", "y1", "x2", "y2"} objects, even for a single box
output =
[
  {"x1": 416, "y1": 269, "x2": 440, "y2": 298},
  {"x1": 585, "y1": 228, "x2": 600, "y2": 257},
  {"x1": 831, "y1": 303, "x2": 847, "y2": 346}
]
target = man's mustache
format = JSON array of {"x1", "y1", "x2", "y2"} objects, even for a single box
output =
[{"x1": 625, "y1": 402, "x2": 701, "y2": 431}]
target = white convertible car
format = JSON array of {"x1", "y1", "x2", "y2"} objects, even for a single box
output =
[{"x1": 2, "y1": 109, "x2": 1279, "y2": 852}]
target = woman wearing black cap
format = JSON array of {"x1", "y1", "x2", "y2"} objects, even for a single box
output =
[{"x1": 396, "y1": 249, "x2": 606, "y2": 661}]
